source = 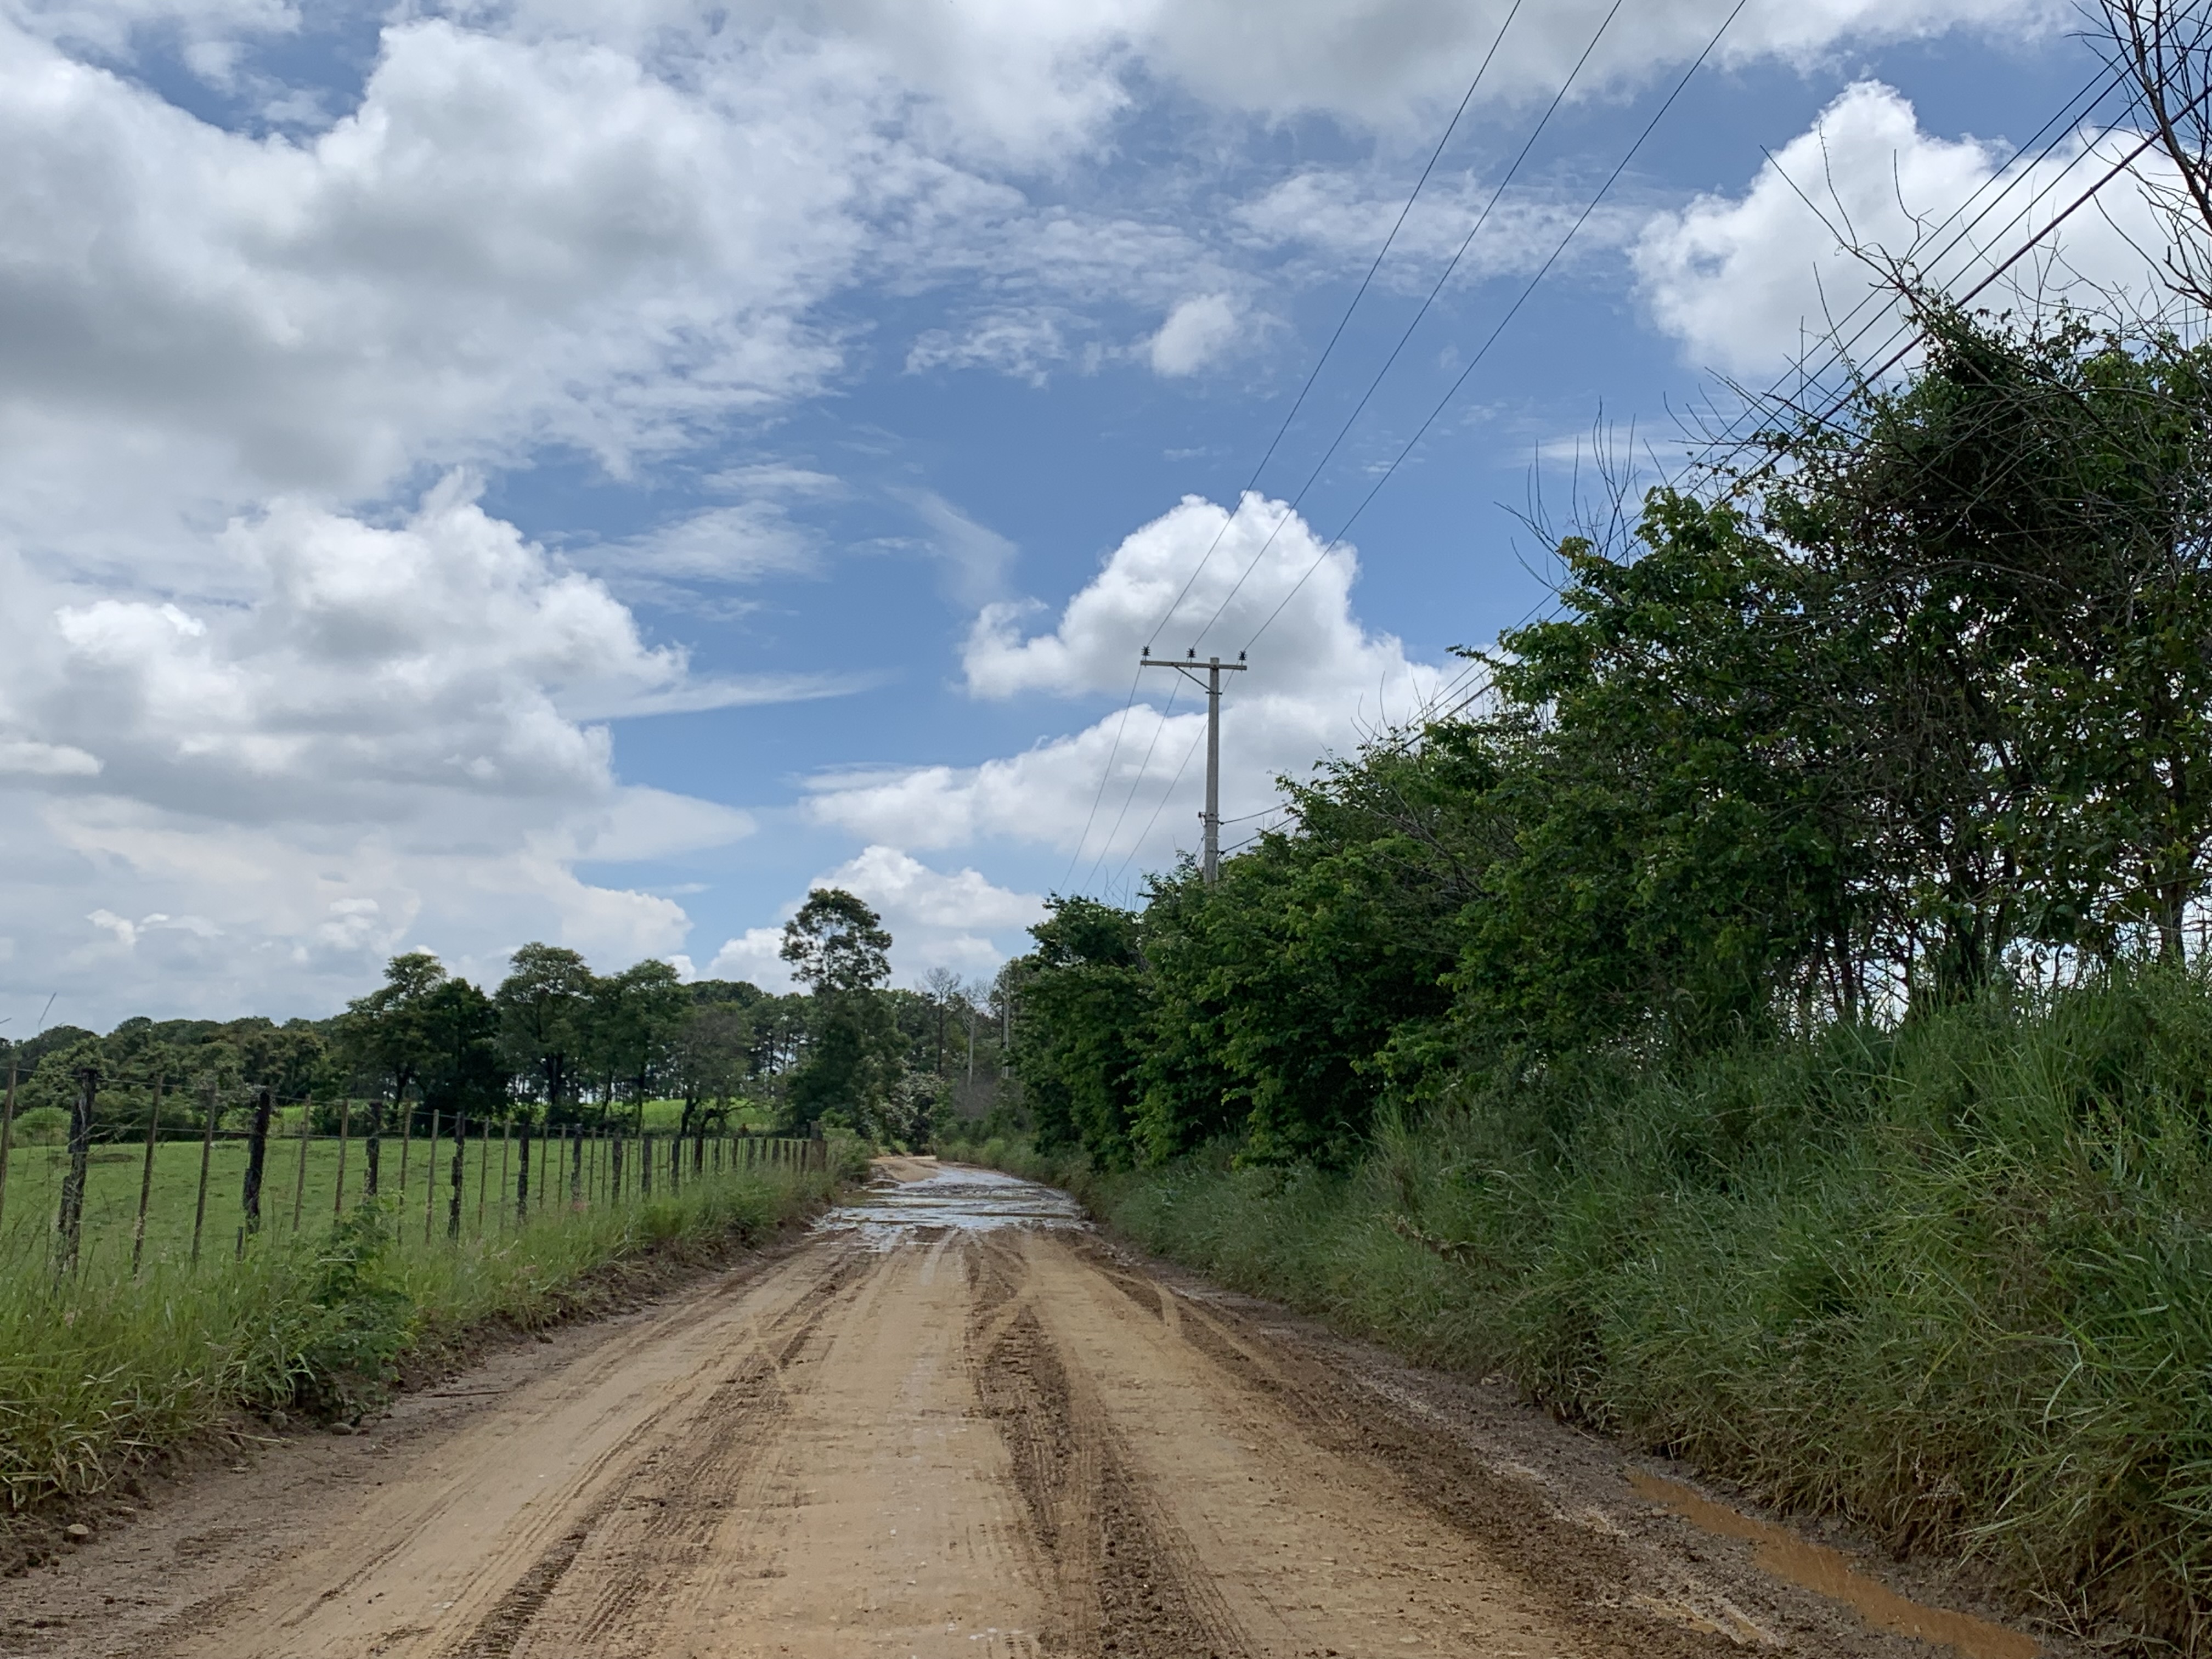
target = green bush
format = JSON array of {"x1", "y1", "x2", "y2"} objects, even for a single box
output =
[
  {"x1": 7, "y1": 1107, "x2": 68, "y2": 1147},
  {"x1": 958, "y1": 974, "x2": 2212, "y2": 1651}
]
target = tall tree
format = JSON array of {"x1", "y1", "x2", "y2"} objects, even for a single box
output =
[
  {"x1": 494, "y1": 944, "x2": 594, "y2": 1120},
  {"x1": 780, "y1": 888, "x2": 898, "y2": 1131},
  {"x1": 342, "y1": 952, "x2": 448, "y2": 1106},
  {"x1": 595, "y1": 960, "x2": 690, "y2": 1124}
]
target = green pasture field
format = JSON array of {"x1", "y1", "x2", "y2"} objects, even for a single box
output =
[{"x1": 0, "y1": 1112, "x2": 801, "y2": 1277}]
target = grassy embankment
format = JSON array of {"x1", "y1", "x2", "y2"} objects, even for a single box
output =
[
  {"x1": 1, "y1": 1128, "x2": 866, "y2": 1522},
  {"x1": 949, "y1": 975, "x2": 2212, "y2": 1649}
]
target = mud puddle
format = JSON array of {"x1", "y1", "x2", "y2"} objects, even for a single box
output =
[
  {"x1": 812, "y1": 1163, "x2": 1086, "y2": 1245},
  {"x1": 1631, "y1": 1472, "x2": 2037, "y2": 1659}
]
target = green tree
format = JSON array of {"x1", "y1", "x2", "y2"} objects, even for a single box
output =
[
  {"x1": 594, "y1": 960, "x2": 689, "y2": 1125},
  {"x1": 1009, "y1": 898, "x2": 1152, "y2": 1167},
  {"x1": 416, "y1": 977, "x2": 504, "y2": 1124},
  {"x1": 494, "y1": 943, "x2": 593, "y2": 1119},
  {"x1": 780, "y1": 889, "x2": 898, "y2": 1132},
  {"x1": 670, "y1": 1001, "x2": 751, "y2": 1133},
  {"x1": 342, "y1": 952, "x2": 449, "y2": 1105}
]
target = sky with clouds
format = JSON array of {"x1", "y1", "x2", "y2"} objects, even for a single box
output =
[{"x1": 0, "y1": 0, "x2": 2179, "y2": 1026}]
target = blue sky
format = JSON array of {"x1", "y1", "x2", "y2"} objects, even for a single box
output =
[{"x1": 0, "y1": 0, "x2": 2175, "y2": 1026}]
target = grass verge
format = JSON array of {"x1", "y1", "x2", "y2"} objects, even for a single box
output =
[
  {"x1": 948, "y1": 977, "x2": 2212, "y2": 1653},
  {"x1": 1, "y1": 1133, "x2": 869, "y2": 1561}
]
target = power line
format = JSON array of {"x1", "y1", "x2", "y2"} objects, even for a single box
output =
[
  {"x1": 1429, "y1": 68, "x2": 2133, "y2": 746},
  {"x1": 1242, "y1": 0, "x2": 1752, "y2": 657},
  {"x1": 1059, "y1": 0, "x2": 1530, "y2": 894},
  {"x1": 1158, "y1": 31, "x2": 2143, "y2": 878},
  {"x1": 1060, "y1": 693, "x2": 1145, "y2": 891},
  {"x1": 1185, "y1": 0, "x2": 1634, "y2": 654},
  {"x1": 1107, "y1": 720, "x2": 1210, "y2": 895},
  {"x1": 1081, "y1": 682, "x2": 1181, "y2": 893},
  {"x1": 1079, "y1": 0, "x2": 1635, "y2": 894},
  {"x1": 1142, "y1": 0, "x2": 1531, "y2": 650},
  {"x1": 1335, "y1": 71, "x2": 2155, "y2": 788},
  {"x1": 1688, "y1": 63, "x2": 2129, "y2": 481},
  {"x1": 1803, "y1": 117, "x2": 2188, "y2": 429}
]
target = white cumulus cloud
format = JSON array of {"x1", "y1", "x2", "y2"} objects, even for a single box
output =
[
  {"x1": 704, "y1": 845, "x2": 1043, "y2": 990},
  {"x1": 1634, "y1": 81, "x2": 2174, "y2": 378},
  {"x1": 807, "y1": 494, "x2": 1441, "y2": 879},
  {"x1": 1149, "y1": 294, "x2": 1244, "y2": 377}
]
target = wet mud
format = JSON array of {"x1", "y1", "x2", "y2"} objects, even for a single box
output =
[{"x1": 0, "y1": 1158, "x2": 2058, "y2": 1659}]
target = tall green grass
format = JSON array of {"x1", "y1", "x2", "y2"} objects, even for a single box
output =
[
  {"x1": 2, "y1": 1142, "x2": 863, "y2": 1517},
  {"x1": 952, "y1": 974, "x2": 2212, "y2": 1650}
]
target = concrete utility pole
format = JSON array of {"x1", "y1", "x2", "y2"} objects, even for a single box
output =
[{"x1": 1140, "y1": 648, "x2": 1248, "y2": 884}]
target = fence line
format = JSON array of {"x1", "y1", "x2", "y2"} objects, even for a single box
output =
[{"x1": 0, "y1": 1112, "x2": 828, "y2": 1279}]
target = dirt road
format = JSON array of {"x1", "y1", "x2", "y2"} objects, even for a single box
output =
[{"x1": 2, "y1": 1164, "x2": 2046, "y2": 1659}]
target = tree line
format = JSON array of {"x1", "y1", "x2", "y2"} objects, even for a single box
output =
[
  {"x1": 3, "y1": 889, "x2": 1015, "y2": 1152},
  {"x1": 1002, "y1": 299, "x2": 2212, "y2": 1166}
]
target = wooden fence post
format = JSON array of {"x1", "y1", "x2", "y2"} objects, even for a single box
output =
[
  {"x1": 291, "y1": 1100, "x2": 311, "y2": 1233},
  {"x1": 132, "y1": 1074, "x2": 163, "y2": 1276},
  {"x1": 448, "y1": 1110, "x2": 466, "y2": 1240},
  {"x1": 56, "y1": 1066, "x2": 98, "y2": 1273},
  {"x1": 240, "y1": 1086, "x2": 273, "y2": 1240},
  {"x1": 423, "y1": 1108, "x2": 439, "y2": 1244},
  {"x1": 363, "y1": 1094, "x2": 384, "y2": 1198},
  {"x1": 333, "y1": 1098, "x2": 350, "y2": 1218},
  {"x1": 516, "y1": 1119, "x2": 532, "y2": 1225},
  {"x1": 397, "y1": 1097, "x2": 412, "y2": 1199},
  {"x1": 191, "y1": 1079, "x2": 217, "y2": 1266}
]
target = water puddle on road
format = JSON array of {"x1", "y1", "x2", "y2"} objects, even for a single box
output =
[
  {"x1": 813, "y1": 1161, "x2": 1086, "y2": 1247},
  {"x1": 1629, "y1": 1472, "x2": 2038, "y2": 1659}
]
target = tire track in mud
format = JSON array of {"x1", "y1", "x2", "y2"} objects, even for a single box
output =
[
  {"x1": 151, "y1": 1243, "x2": 855, "y2": 1659},
  {"x1": 968, "y1": 1235, "x2": 1249, "y2": 1659},
  {"x1": 1022, "y1": 1232, "x2": 1601, "y2": 1657},
  {"x1": 1088, "y1": 1239, "x2": 1770, "y2": 1659},
  {"x1": 445, "y1": 1252, "x2": 864, "y2": 1658},
  {"x1": 14, "y1": 1165, "x2": 2006, "y2": 1659}
]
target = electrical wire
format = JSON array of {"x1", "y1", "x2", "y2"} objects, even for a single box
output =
[
  {"x1": 1688, "y1": 63, "x2": 2130, "y2": 480},
  {"x1": 1107, "y1": 720, "x2": 1211, "y2": 894},
  {"x1": 1141, "y1": 0, "x2": 1531, "y2": 651},
  {"x1": 1241, "y1": 0, "x2": 1750, "y2": 657},
  {"x1": 1329, "y1": 65, "x2": 2154, "y2": 787},
  {"x1": 1059, "y1": 0, "x2": 1531, "y2": 893},
  {"x1": 1183, "y1": 0, "x2": 1635, "y2": 654},
  {"x1": 1081, "y1": 682, "x2": 1182, "y2": 893},
  {"x1": 1800, "y1": 117, "x2": 2191, "y2": 432},
  {"x1": 1184, "y1": 26, "x2": 2141, "y2": 866},
  {"x1": 1084, "y1": 0, "x2": 1640, "y2": 890}
]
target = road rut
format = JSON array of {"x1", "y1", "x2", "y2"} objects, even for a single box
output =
[{"x1": 1, "y1": 1162, "x2": 2052, "y2": 1659}]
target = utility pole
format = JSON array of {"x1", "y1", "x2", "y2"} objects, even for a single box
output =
[{"x1": 1139, "y1": 648, "x2": 1248, "y2": 884}]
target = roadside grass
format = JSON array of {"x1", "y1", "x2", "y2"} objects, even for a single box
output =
[
  {"x1": 1, "y1": 1132, "x2": 867, "y2": 1519},
  {"x1": 947, "y1": 973, "x2": 2212, "y2": 1651}
]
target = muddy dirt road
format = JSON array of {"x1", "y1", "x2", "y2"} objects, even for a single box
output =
[{"x1": 3, "y1": 1163, "x2": 2045, "y2": 1659}]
